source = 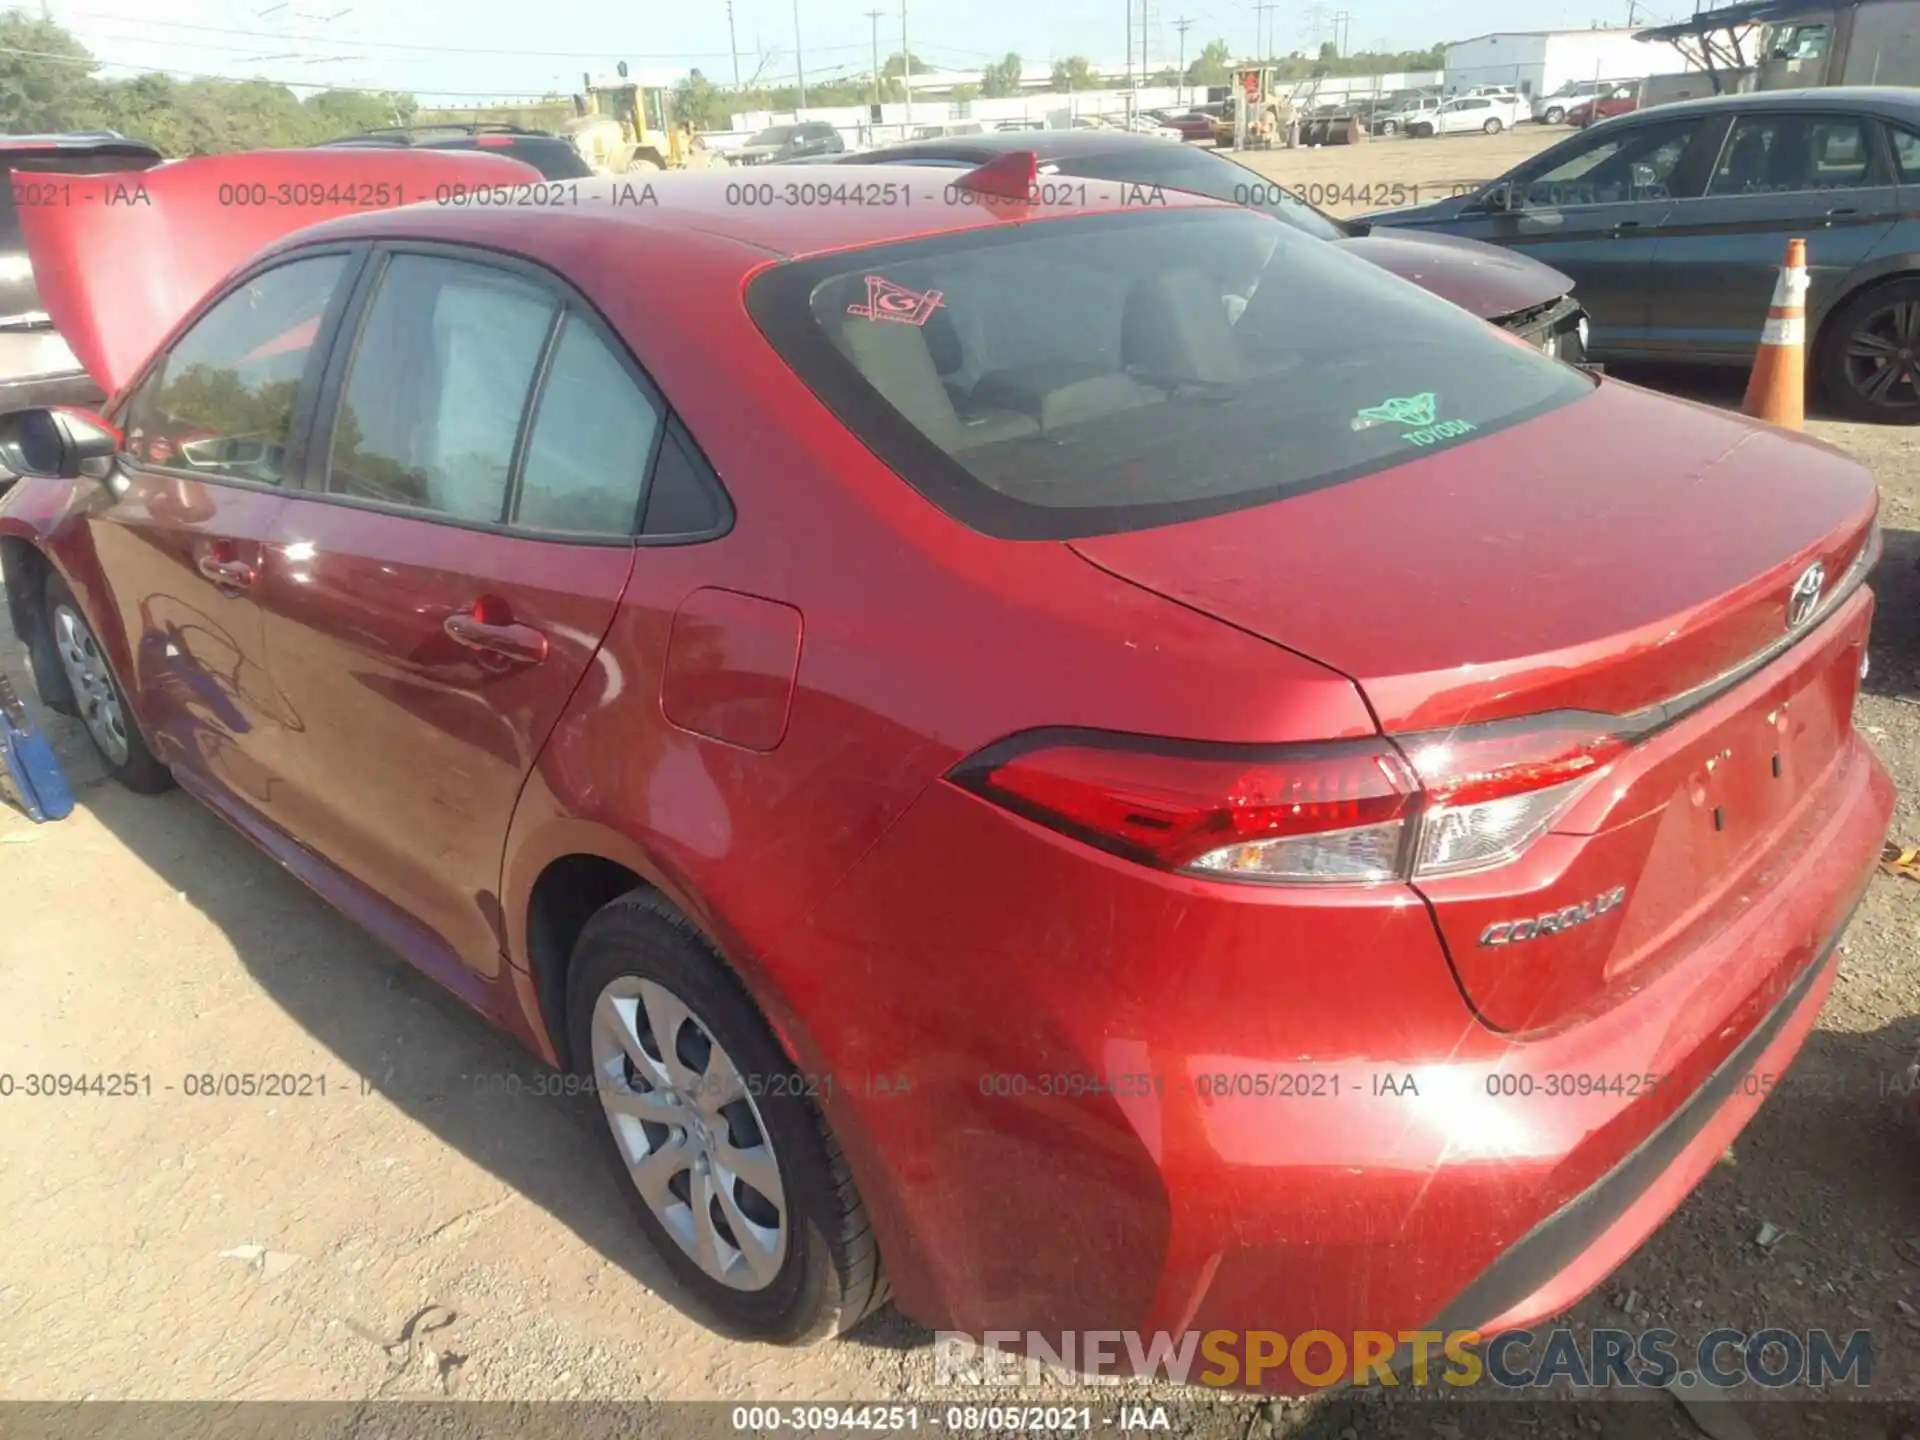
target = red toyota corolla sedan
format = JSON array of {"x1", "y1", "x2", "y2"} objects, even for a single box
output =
[{"x1": 0, "y1": 146, "x2": 1894, "y2": 1374}]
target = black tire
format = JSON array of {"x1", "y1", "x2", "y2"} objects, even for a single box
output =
[
  {"x1": 566, "y1": 890, "x2": 888, "y2": 1344},
  {"x1": 1483, "y1": 117, "x2": 1504, "y2": 135},
  {"x1": 1544, "y1": 106, "x2": 1566, "y2": 125},
  {"x1": 42, "y1": 571, "x2": 172, "y2": 794},
  {"x1": 1817, "y1": 277, "x2": 1920, "y2": 424}
]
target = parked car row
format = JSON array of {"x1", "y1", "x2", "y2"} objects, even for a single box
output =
[{"x1": 1364, "y1": 86, "x2": 1920, "y2": 422}]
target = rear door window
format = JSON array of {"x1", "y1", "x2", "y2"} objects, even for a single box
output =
[
  {"x1": 1896, "y1": 127, "x2": 1920, "y2": 181},
  {"x1": 1706, "y1": 113, "x2": 1880, "y2": 195},
  {"x1": 516, "y1": 313, "x2": 662, "y2": 535},
  {"x1": 748, "y1": 207, "x2": 1592, "y2": 540},
  {"x1": 327, "y1": 254, "x2": 556, "y2": 520}
]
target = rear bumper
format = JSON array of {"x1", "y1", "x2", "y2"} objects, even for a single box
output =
[
  {"x1": 791, "y1": 725, "x2": 1893, "y2": 1370},
  {"x1": 1434, "y1": 892, "x2": 1853, "y2": 1338}
]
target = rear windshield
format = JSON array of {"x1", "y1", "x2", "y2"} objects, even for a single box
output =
[{"x1": 748, "y1": 207, "x2": 1592, "y2": 540}]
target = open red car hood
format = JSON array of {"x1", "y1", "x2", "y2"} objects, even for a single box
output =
[
  {"x1": 1071, "y1": 379, "x2": 1878, "y2": 734},
  {"x1": 19, "y1": 147, "x2": 542, "y2": 398}
]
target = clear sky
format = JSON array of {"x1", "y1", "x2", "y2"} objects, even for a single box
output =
[{"x1": 50, "y1": 0, "x2": 1669, "y2": 104}]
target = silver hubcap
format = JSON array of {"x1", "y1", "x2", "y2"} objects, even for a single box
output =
[
  {"x1": 52, "y1": 603, "x2": 130, "y2": 766},
  {"x1": 591, "y1": 977, "x2": 788, "y2": 1291}
]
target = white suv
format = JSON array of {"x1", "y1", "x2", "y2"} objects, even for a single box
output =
[
  {"x1": 1407, "y1": 94, "x2": 1530, "y2": 136},
  {"x1": 1532, "y1": 80, "x2": 1626, "y2": 124}
]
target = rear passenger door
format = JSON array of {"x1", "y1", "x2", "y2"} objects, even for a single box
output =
[
  {"x1": 254, "y1": 245, "x2": 722, "y2": 981},
  {"x1": 1448, "y1": 114, "x2": 1716, "y2": 353},
  {"x1": 1642, "y1": 109, "x2": 1905, "y2": 360}
]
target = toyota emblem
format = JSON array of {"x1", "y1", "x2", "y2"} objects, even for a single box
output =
[{"x1": 1786, "y1": 561, "x2": 1826, "y2": 632}]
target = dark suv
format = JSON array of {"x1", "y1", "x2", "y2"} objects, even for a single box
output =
[
  {"x1": 734, "y1": 121, "x2": 845, "y2": 166},
  {"x1": 312, "y1": 123, "x2": 594, "y2": 181},
  {"x1": 0, "y1": 132, "x2": 165, "y2": 491}
]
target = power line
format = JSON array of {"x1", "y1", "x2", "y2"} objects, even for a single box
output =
[
  {"x1": 53, "y1": 8, "x2": 873, "y2": 61},
  {"x1": 0, "y1": 41, "x2": 552, "y2": 95},
  {"x1": 1252, "y1": 0, "x2": 1276, "y2": 58}
]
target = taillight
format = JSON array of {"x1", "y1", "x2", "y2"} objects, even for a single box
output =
[
  {"x1": 949, "y1": 716, "x2": 1630, "y2": 886},
  {"x1": 1396, "y1": 715, "x2": 1627, "y2": 877}
]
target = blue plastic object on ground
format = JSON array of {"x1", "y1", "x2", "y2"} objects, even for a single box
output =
[{"x1": 0, "y1": 667, "x2": 74, "y2": 822}]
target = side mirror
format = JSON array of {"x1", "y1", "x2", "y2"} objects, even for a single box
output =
[{"x1": 0, "y1": 408, "x2": 121, "y2": 481}]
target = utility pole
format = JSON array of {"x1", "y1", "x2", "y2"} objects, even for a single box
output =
[
  {"x1": 1126, "y1": 0, "x2": 1133, "y2": 89},
  {"x1": 727, "y1": 0, "x2": 742, "y2": 88},
  {"x1": 1140, "y1": 0, "x2": 1150, "y2": 90},
  {"x1": 793, "y1": 0, "x2": 807, "y2": 110},
  {"x1": 1174, "y1": 15, "x2": 1192, "y2": 103},
  {"x1": 866, "y1": 8, "x2": 884, "y2": 106},
  {"x1": 1332, "y1": 9, "x2": 1350, "y2": 57},
  {"x1": 901, "y1": 0, "x2": 912, "y2": 122},
  {"x1": 1253, "y1": 0, "x2": 1276, "y2": 59}
]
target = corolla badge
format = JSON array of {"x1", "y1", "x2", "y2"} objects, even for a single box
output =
[
  {"x1": 1786, "y1": 562, "x2": 1826, "y2": 632},
  {"x1": 1478, "y1": 887, "x2": 1627, "y2": 947}
]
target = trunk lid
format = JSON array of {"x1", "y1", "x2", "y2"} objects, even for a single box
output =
[
  {"x1": 1069, "y1": 379, "x2": 1877, "y2": 734},
  {"x1": 1071, "y1": 377, "x2": 1880, "y2": 1033}
]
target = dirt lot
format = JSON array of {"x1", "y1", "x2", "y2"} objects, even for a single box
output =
[
  {"x1": 3, "y1": 128, "x2": 1920, "y2": 1438},
  {"x1": 1225, "y1": 125, "x2": 1565, "y2": 217}
]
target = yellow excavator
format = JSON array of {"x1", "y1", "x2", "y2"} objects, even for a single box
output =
[{"x1": 566, "y1": 63, "x2": 725, "y2": 173}]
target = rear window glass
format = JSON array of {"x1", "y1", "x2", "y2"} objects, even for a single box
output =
[{"x1": 748, "y1": 207, "x2": 1592, "y2": 540}]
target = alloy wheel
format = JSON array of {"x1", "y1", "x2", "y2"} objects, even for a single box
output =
[
  {"x1": 51, "y1": 603, "x2": 130, "y2": 766},
  {"x1": 1841, "y1": 298, "x2": 1920, "y2": 415},
  {"x1": 590, "y1": 975, "x2": 789, "y2": 1291}
]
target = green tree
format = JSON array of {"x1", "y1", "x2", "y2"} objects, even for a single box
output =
[
  {"x1": 882, "y1": 51, "x2": 932, "y2": 78},
  {"x1": 979, "y1": 52, "x2": 1022, "y2": 97},
  {"x1": 1049, "y1": 55, "x2": 1099, "y2": 90},
  {"x1": 673, "y1": 68, "x2": 727, "y2": 129},
  {"x1": 1184, "y1": 39, "x2": 1232, "y2": 86},
  {"x1": 0, "y1": 13, "x2": 104, "y2": 131}
]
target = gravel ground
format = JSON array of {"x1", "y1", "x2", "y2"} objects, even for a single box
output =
[{"x1": 2, "y1": 130, "x2": 1919, "y2": 1437}]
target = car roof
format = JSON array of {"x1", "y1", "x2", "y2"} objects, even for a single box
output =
[
  {"x1": 283, "y1": 161, "x2": 1224, "y2": 268},
  {"x1": 1597, "y1": 85, "x2": 1920, "y2": 124}
]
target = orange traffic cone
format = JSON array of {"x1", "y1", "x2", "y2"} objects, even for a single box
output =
[{"x1": 1742, "y1": 237, "x2": 1809, "y2": 430}]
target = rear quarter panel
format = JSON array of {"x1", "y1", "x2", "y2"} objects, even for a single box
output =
[{"x1": 493, "y1": 225, "x2": 1381, "y2": 1319}]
